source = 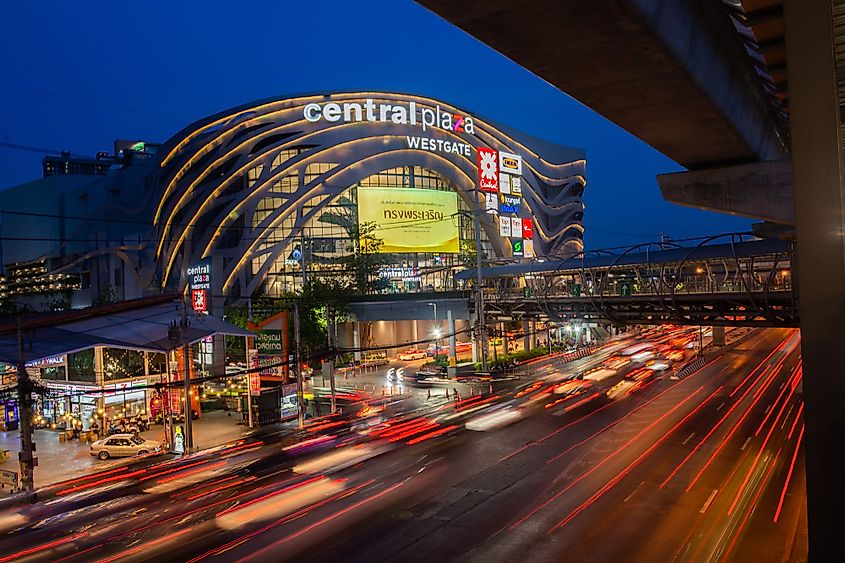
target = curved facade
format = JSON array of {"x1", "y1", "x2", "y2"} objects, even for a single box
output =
[{"x1": 154, "y1": 92, "x2": 586, "y2": 301}]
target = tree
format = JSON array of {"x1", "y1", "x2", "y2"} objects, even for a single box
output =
[
  {"x1": 93, "y1": 284, "x2": 119, "y2": 306},
  {"x1": 317, "y1": 195, "x2": 388, "y2": 294},
  {"x1": 342, "y1": 221, "x2": 388, "y2": 294}
]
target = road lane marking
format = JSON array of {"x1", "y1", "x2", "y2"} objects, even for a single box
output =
[
  {"x1": 741, "y1": 436, "x2": 752, "y2": 450},
  {"x1": 716, "y1": 402, "x2": 726, "y2": 411},
  {"x1": 700, "y1": 489, "x2": 719, "y2": 513},
  {"x1": 682, "y1": 433, "x2": 696, "y2": 445},
  {"x1": 624, "y1": 481, "x2": 646, "y2": 502}
]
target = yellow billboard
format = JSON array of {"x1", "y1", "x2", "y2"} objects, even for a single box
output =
[{"x1": 357, "y1": 187, "x2": 459, "y2": 253}]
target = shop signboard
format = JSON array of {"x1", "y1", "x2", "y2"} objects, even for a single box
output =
[
  {"x1": 485, "y1": 193, "x2": 498, "y2": 214},
  {"x1": 256, "y1": 330, "x2": 283, "y2": 377},
  {"x1": 499, "y1": 216, "x2": 511, "y2": 237},
  {"x1": 499, "y1": 151, "x2": 522, "y2": 175},
  {"x1": 499, "y1": 194, "x2": 521, "y2": 214},
  {"x1": 522, "y1": 218, "x2": 534, "y2": 239},
  {"x1": 512, "y1": 239, "x2": 524, "y2": 256},
  {"x1": 357, "y1": 187, "x2": 459, "y2": 253},
  {"x1": 187, "y1": 257, "x2": 212, "y2": 314},
  {"x1": 499, "y1": 173, "x2": 511, "y2": 194},
  {"x1": 477, "y1": 147, "x2": 499, "y2": 192},
  {"x1": 511, "y1": 217, "x2": 522, "y2": 237},
  {"x1": 511, "y1": 176, "x2": 522, "y2": 195},
  {"x1": 247, "y1": 349, "x2": 261, "y2": 396},
  {"x1": 523, "y1": 239, "x2": 535, "y2": 258}
]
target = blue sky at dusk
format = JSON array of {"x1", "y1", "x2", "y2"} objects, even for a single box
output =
[{"x1": 0, "y1": 0, "x2": 750, "y2": 249}]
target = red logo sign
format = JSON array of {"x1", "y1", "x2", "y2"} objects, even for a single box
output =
[
  {"x1": 522, "y1": 218, "x2": 534, "y2": 240},
  {"x1": 191, "y1": 289, "x2": 208, "y2": 312},
  {"x1": 477, "y1": 147, "x2": 499, "y2": 193}
]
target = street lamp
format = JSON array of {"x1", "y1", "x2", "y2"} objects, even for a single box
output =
[{"x1": 428, "y1": 302, "x2": 439, "y2": 354}]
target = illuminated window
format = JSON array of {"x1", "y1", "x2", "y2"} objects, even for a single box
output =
[{"x1": 303, "y1": 162, "x2": 338, "y2": 184}]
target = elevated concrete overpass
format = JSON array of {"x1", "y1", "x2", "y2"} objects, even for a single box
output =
[{"x1": 418, "y1": 0, "x2": 843, "y2": 556}]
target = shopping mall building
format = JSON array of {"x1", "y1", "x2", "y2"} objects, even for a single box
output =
[
  {"x1": 0, "y1": 91, "x2": 586, "y2": 312},
  {"x1": 0, "y1": 91, "x2": 587, "y2": 425}
]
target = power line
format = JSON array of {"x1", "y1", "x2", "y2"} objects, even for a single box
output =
[{"x1": 0, "y1": 81, "x2": 188, "y2": 124}]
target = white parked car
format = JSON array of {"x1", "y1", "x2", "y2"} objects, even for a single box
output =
[
  {"x1": 398, "y1": 349, "x2": 427, "y2": 361},
  {"x1": 90, "y1": 434, "x2": 161, "y2": 460}
]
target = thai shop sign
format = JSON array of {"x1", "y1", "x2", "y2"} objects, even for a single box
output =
[{"x1": 255, "y1": 330, "x2": 284, "y2": 377}]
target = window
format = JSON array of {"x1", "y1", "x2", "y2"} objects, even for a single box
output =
[
  {"x1": 105, "y1": 439, "x2": 120, "y2": 446},
  {"x1": 67, "y1": 349, "x2": 96, "y2": 383},
  {"x1": 247, "y1": 164, "x2": 264, "y2": 188},
  {"x1": 103, "y1": 348, "x2": 145, "y2": 381},
  {"x1": 303, "y1": 162, "x2": 337, "y2": 184}
]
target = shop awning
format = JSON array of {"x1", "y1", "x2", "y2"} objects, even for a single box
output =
[{"x1": 0, "y1": 299, "x2": 253, "y2": 365}]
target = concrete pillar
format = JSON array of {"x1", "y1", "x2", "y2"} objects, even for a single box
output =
[
  {"x1": 523, "y1": 320, "x2": 531, "y2": 351},
  {"x1": 785, "y1": 1, "x2": 845, "y2": 557},
  {"x1": 710, "y1": 326, "x2": 725, "y2": 346},
  {"x1": 352, "y1": 322, "x2": 361, "y2": 363},
  {"x1": 447, "y1": 309, "x2": 456, "y2": 377},
  {"x1": 584, "y1": 325, "x2": 592, "y2": 344},
  {"x1": 501, "y1": 322, "x2": 509, "y2": 355},
  {"x1": 529, "y1": 321, "x2": 537, "y2": 350}
]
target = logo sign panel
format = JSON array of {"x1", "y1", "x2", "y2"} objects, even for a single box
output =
[
  {"x1": 511, "y1": 217, "x2": 522, "y2": 236},
  {"x1": 485, "y1": 193, "x2": 498, "y2": 214},
  {"x1": 512, "y1": 239, "x2": 524, "y2": 256},
  {"x1": 499, "y1": 216, "x2": 511, "y2": 237},
  {"x1": 477, "y1": 147, "x2": 499, "y2": 193},
  {"x1": 191, "y1": 289, "x2": 208, "y2": 313},
  {"x1": 511, "y1": 176, "x2": 522, "y2": 195},
  {"x1": 187, "y1": 257, "x2": 212, "y2": 313},
  {"x1": 523, "y1": 239, "x2": 535, "y2": 258},
  {"x1": 499, "y1": 194, "x2": 521, "y2": 214},
  {"x1": 522, "y1": 218, "x2": 534, "y2": 239},
  {"x1": 499, "y1": 151, "x2": 522, "y2": 175},
  {"x1": 499, "y1": 173, "x2": 511, "y2": 194}
]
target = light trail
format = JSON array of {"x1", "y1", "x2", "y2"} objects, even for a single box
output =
[
  {"x1": 774, "y1": 423, "x2": 804, "y2": 523},
  {"x1": 548, "y1": 385, "x2": 724, "y2": 532},
  {"x1": 510, "y1": 385, "x2": 706, "y2": 530}
]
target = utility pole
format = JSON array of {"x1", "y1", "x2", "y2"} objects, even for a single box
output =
[
  {"x1": 294, "y1": 302, "x2": 304, "y2": 428},
  {"x1": 326, "y1": 304, "x2": 337, "y2": 414},
  {"x1": 472, "y1": 202, "x2": 488, "y2": 371},
  {"x1": 16, "y1": 316, "x2": 35, "y2": 494},
  {"x1": 181, "y1": 298, "x2": 193, "y2": 452}
]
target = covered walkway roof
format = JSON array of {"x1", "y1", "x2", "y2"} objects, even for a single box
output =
[
  {"x1": 0, "y1": 295, "x2": 252, "y2": 365},
  {"x1": 454, "y1": 238, "x2": 790, "y2": 281}
]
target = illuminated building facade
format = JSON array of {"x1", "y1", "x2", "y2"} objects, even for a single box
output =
[{"x1": 0, "y1": 92, "x2": 586, "y2": 309}]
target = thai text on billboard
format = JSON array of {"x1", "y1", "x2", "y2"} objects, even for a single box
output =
[{"x1": 357, "y1": 187, "x2": 459, "y2": 253}]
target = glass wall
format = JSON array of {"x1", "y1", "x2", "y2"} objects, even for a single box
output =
[{"x1": 252, "y1": 166, "x2": 493, "y2": 296}]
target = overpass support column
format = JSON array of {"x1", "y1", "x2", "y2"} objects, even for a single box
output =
[
  {"x1": 501, "y1": 323, "x2": 509, "y2": 355},
  {"x1": 710, "y1": 326, "x2": 725, "y2": 347},
  {"x1": 523, "y1": 320, "x2": 531, "y2": 351},
  {"x1": 352, "y1": 322, "x2": 361, "y2": 363},
  {"x1": 529, "y1": 321, "x2": 537, "y2": 350},
  {"x1": 785, "y1": 0, "x2": 845, "y2": 557},
  {"x1": 447, "y1": 310, "x2": 456, "y2": 377}
]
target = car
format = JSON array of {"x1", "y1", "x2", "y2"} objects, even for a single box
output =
[
  {"x1": 90, "y1": 434, "x2": 162, "y2": 460},
  {"x1": 398, "y1": 349, "x2": 427, "y2": 361}
]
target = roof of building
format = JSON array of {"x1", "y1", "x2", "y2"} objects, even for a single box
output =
[{"x1": 0, "y1": 296, "x2": 252, "y2": 365}]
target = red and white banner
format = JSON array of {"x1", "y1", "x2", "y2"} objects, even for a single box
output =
[{"x1": 477, "y1": 147, "x2": 499, "y2": 193}]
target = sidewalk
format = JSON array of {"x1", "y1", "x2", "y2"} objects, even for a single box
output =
[{"x1": 0, "y1": 410, "x2": 248, "y2": 490}]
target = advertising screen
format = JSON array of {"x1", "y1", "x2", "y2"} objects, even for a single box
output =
[{"x1": 357, "y1": 187, "x2": 459, "y2": 253}]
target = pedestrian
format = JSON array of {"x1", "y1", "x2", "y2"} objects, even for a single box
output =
[
  {"x1": 453, "y1": 387, "x2": 460, "y2": 402},
  {"x1": 90, "y1": 421, "x2": 100, "y2": 441}
]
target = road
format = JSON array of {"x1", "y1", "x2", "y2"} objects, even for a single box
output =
[{"x1": 0, "y1": 328, "x2": 806, "y2": 562}]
